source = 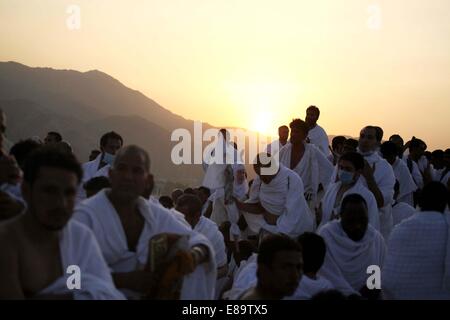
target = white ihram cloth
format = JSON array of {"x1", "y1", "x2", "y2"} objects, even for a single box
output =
[
  {"x1": 278, "y1": 143, "x2": 334, "y2": 208},
  {"x1": 40, "y1": 220, "x2": 125, "y2": 300},
  {"x1": 319, "y1": 178, "x2": 380, "y2": 231},
  {"x1": 223, "y1": 254, "x2": 258, "y2": 300},
  {"x1": 73, "y1": 189, "x2": 217, "y2": 300},
  {"x1": 391, "y1": 201, "x2": 417, "y2": 226},
  {"x1": 317, "y1": 221, "x2": 386, "y2": 296},
  {"x1": 392, "y1": 158, "x2": 417, "y2": 206},
  {"x1": 194, "y1": 216, "x2": 227, "y2": 268},
  {"x1": 285, "y1": 275, "x2": 334, "y2": 300},
  {"x1": 360, "y1": 151, "x2": 396, "y2": 239},
  {"x1": 244, "y1": 165, "x2": 314, "y2": 238},
  {"x1": 401, "y1": 156, "x2": 424, "y2": 190},
  {"x1": 382, "y1": 211, "x2": 450, "y2": 300},
  {"x1": 307, "y1": 124, "x2": 331, "y2": 157}
]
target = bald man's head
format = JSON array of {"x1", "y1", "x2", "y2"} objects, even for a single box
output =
[{"x1": 109, "y1": 145, "x2": 152, "y2": 202}]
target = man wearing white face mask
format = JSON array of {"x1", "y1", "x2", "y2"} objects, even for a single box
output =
[
  {"x1": 77, "y1": 131, "x2": 123, "y2": 202},
  {"x1": 317, "y1": 152, "x2": 379, "y2": 231}
]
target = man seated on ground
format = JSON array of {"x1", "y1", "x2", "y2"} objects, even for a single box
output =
[
  {"x1": 317, "y1": 152, "x2": 379, "y2": 231},
  {"x1": 74, "y1": 145, "x2": 216, "y2": 300},
  {"x1": 176, "y1": 194, "x2": 228, "y2": 298},
  {"x1": 0, "y1": 147, "x2": 124, "y2": 299},
  {"x1": 286, "y1": 232, "x2": 334, "y2": 300},
  {"x1": 382, "y1": 182, "x2": 450, "y2": 299},
  {"x1": 234, "y1": 153, "x2": 314, "y2": 239},
  {"x1": 240, "y1": 234, "x2": 303, "y2": 300},
  {"x1": 318, "y1": 194, "x2": 386, "y2": 299}
]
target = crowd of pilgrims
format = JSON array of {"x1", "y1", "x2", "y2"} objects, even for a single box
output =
[{"x1": 0, "y1": 105, "x2": 449, "y2": 300}]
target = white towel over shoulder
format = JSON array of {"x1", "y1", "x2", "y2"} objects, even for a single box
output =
[{"x1": 74, "y1": 189, "x2": 217, "y2": 300}]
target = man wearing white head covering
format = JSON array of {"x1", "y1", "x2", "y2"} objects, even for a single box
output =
[
  {"x1": 357, "y1": 126, "x2": 396, "y2": 240},
  {"x1": 318, "y1": 152, "x2": 380, "y2": 231},
  {"x1": 305, "y1": 106, "x2": 331, "y2": 157},
  {"x1": 74, "y1": 145, "x2": 216, "y2": 300},
  {"x1": 235, "y1": 153, "x2": 314, "y2": 239},
  {"x1": 278, "y1": 119, "x2": 334, "y2": 211},
  {"x1": 383, "y1": 182, "x2": 450, "y2": 299},
  {"x1": 318, "y1": 194, "x2": 386, "y2": 298},
  {"x1": 380, "y1": 141, "x2": 417, "y2": 207}
]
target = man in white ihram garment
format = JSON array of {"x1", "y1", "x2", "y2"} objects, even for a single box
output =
[
  {"x1": 382, "y1": 182, "x2": 450, "y2": 300},
  {"x1": 278, "y1": 119, "x2": 334, "y2": 213},
  {"x1": 380, "y1": 141, "x2": 417, "y2": 207},
  {"x1": 234, "y1": 153, "x2": 314, "y2": 239},
  {"x1": 266, "y1": 125, "x2": 289, "y2": 155},
  {"x1": 74, "y1": 145, "x2": 216, "y2": 300},
  {"x1": 202, "y1": 129, "x2": 242, "y2": 241},
  {"x1": 305, "y1": 105, "x2": 331, "y2": 157},
  {"x1": 77, "y1": 131, "x2": 123, "y2": 202},
  {"x1": 318, "y1": 194, "x2": 386, "y2": 299},
  {"x1": 317, "y1": 152, "x2": 380, "y2": 231},
  {"x1": 357, "y1": 126, "x2": 396, "y2": 240}
]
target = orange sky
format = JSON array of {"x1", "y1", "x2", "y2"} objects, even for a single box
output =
[{"x1": 1, "y1": 0, "x2": 449, "y2": 149}]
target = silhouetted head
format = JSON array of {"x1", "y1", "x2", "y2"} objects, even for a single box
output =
[
  {"x1": 278, "y1": 125, "x2": 289, "y2": 143},
  {"x1": 297, "y1": 232, "x2": 326, "y2": 275},
  {"x1": 22, "y1": 146, "x2": 82, "y2": 231},
  {"x1": 109, "y1": 145, "x2": 151, "y2": 203},
  {"x1": 158, "y1": 195, "x2": 174, "y2": 209},
  {"x1": 257, "y1": 234, "x2": 303, "y2": 299},
  {"x1": 83, "y1": 176, "x2": 111, "y2": 198},
  {"x1": 9, "y1": 139, "x2": 42, "y2": 170},
  {"x1": 380, "y1": 141, "x2": 398, "y2": 165},
  {"x1": 289, "y1": 118, "x2": 309, "y2": 145},
  {"x1": 419, "y1": 182, "x2": 448, "y2": 213},
  {"x1": 175, "y1": 194, "x2": 203, "y2": 228},
  {"x1": 359, "y1": 126, "x2": 378, "y2": 153},
  {"x1": 331, "y1": 136, "x2": 347, "y2": 155},
  {"x1": 340, "y1": 194, "x2": 369, "y2": 242},
  {"x1": 171, "y1": 188, "x2": 184, "y2": 205},
  {"x1": 44, "y1": 131, "x2": 62, "y2": 145},
  {"x1": 305, "y1": 105, "x2": 320, "y2": 128}
]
